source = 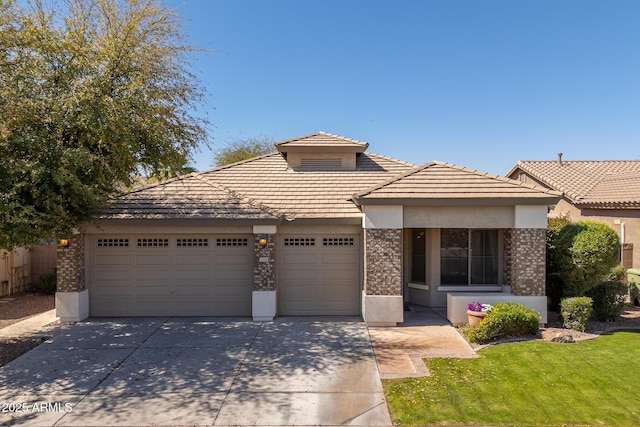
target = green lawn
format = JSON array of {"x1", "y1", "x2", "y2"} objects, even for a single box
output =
[{"x1": 384, "y1": 330, "x2": 640, "y2": 426}]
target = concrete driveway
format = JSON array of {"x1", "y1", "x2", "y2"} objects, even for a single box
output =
[{"x1": 0, "y1": 317, "x2": 392, "y2": 426}]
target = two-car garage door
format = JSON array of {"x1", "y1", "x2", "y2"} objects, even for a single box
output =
[
  {"x1": 87, "y1": 233, "x2": 361, "y2": 317},
  {"x1": 87, "y1": 234, "x2": 254, "y2": 317}
]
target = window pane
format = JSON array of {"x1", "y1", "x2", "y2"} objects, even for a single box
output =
[
  {"x1": 411, "y1": 229, "x2": 426, "y2": 283},
  {"x1": 470, "y1": 230, "x2": 499, "y2": 284},
  {"x1": 440, "y1": 229, "x2": 468, "y2": 285}
]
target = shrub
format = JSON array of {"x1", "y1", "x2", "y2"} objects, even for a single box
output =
[
  {"x1": 39, "y1": 273, "x2": 57, "y2": 295},
  {"x1": 462, "y1": 302, "x2": 540, "y2": 344},
  {"x1": 629, "y1": 281, "x2": 640, "y2": 307},
  {"x1": 552, "y1": 221, "x2": 619, "y2": 298},
  {"x1": 560, "y1": 297, "x2": 593, "y2": 331},
  {"x1": 604, "y1": 264, "x2": 627, "y2": 282},
  {"x1": 587, "y1": 281, "x2": 627, "y2": 322}
]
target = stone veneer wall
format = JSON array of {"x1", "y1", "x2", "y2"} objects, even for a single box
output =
[
  {"x1": 56, "y1": 235, "x2": 85, "y2": 292},
  {"x1": 509, "y1": 228, "x2": 546, "y2": 296},
  {"x1": 503, "y1": 229, "x2": 513, "y2": 287},
  {"x1": 253, "y1": 234, "x2": 276, "y2": 291},
  {"x1": 364, "y1": 228, "x2": 402, "y2": 295}
]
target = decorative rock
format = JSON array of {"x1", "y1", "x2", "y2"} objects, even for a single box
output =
[{"x1": 541, "y1": 329, "x2": 575, "y2": 343}]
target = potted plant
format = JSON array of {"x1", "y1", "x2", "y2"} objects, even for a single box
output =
[{"x1": 467, "y1": 301, "x2": 493, "y2": 326}]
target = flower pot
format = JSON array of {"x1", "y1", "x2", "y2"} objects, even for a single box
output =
[{"x1": 467, "y1": 310, "x2": 487, "y2": 326}]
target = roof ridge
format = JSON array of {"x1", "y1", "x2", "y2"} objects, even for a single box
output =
[
  {"x1": 274, "y1": 131, "x2": 369, "y2": 147},
  {"x1": 193, "y1": 174, "x2": 293, "y2": 221},
  {"x1": 432, "y1": 161, "x2": 562, "y2": 195},
  {"x1": 354, "y1": 162, "x2": 438, "y2": 199},
  {"x1": 354, "y1": 160, "x2": 561, "y2": 201},
  {"x1": 365, "y1": 152, "x2": 416, "y2": 168},
  {"x1": 508, "y1": 162, "x2": 586, "y2": 201}
]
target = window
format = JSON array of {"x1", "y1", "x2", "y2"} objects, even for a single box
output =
[
  {"x1": 410, "y1": 229, "x2": 426, "y2": 283},
  {"x1": 97, "y1": 238, "x2": 129, "y2": 247},
  {"x1": 216, "y1": 238, "x2": 248, "y2": 247},
  {"x1": 323, "y1": 237, "x2": 354, "y2": 246},
  {"x1": 284, "y1": 237, "x2": 315, "y2": 246},
  {"x1": 440, "y1": 229, "x2": 499, "y2": 285},
  {"x1": 137, "y1": 238, "x2": 169, "y2": 247},
  {"x1": 177, "y1": 238, "x2": 208, "y2": 247}
]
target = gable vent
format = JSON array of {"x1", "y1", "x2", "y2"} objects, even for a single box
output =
[{"x1": 299, "y1": 157, "x2": 342, "y2": 170}]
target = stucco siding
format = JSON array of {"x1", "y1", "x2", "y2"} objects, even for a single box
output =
[{"x1": 403, "y1": 206, "x2": 514, "y2": 228}]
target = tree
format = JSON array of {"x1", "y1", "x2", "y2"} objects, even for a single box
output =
[
  {"x1": 213, "y1": 135, "x2": 275, "y2": 166},
  {"x1": 552, "y1": 220, "x2": 620, "y2": 298},
  {"x1": 0, "y1": 0, "x2": 208, "y2": 250}
]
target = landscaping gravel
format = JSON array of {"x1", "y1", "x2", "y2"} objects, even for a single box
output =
[{"x1": 0, "y1": 291, "x2": 55, "y2": 367}]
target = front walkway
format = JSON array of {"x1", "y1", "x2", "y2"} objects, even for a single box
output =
[{"x1": 368, "y1": 305, "x2": 478, "y2": 379}]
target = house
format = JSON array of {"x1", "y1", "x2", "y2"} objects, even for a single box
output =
[
  {"x1": 506, "y1": 157, "x2": 640, "y2": 269},
  {"x1": 55, "y1": 132, "x2": 560, "y2": 325}
]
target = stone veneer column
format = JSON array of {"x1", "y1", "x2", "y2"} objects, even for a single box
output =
[
  {"x1": 252, "y1": 225, "x2": 277, "y2": 321},
  {"x1": 509, "y1": 228, "x2": 546, "y2": 296},
  {"x1": 55, "y1": 234, "x2": 89, "y2": 322},
  {"x1": 503, "y1": 229, "x2": 513, "y2": 288},
  {"x1": 363, "y1": 228, "x2": 403, "y2": 326}
]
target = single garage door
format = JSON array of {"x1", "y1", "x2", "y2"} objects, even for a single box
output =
[
  {"x1": 87, "y1": 234, "x2": 253, "y2": 316},
  {"x1": 279, "y1": 235, "x2": 360, "y2": 315}
]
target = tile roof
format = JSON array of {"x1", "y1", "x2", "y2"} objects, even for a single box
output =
[
  {"x1": 274, "y1": 131, "x2": 369, "y2": 152},
  {"x1": 101, "y1": 151, "x2": 415, "y2": 221},
  {"x1": 507, "y1": 160, "x2": 640, "y2": 208},
  {"x1": 355, "y1": 161, "x2": 561, "y2": 205}
]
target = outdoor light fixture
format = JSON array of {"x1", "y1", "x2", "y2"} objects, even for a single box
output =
[
  {"x1": 58, "y1": 238, "x2": 70, "y2": 248},
  {"x1": 258, "y1": 234, "x2": 268, "y2": 248}
]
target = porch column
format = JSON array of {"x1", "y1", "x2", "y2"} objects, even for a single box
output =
[
  {"x1": 509, "y1": 228, "x2": 546, "y2": 296},
  {"x1": 56, "y1": 234, "x2": 89, "y2": 322},
  {"x1": 252, "y1": 225, "x2": 277, "y2": 321},
  {"x1": 362, "y1": 206, "x2": 404, "y2": 326}
]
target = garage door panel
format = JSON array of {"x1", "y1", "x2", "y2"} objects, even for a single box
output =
[
  {"x1": 135, "y1": 254, "x2": 171, "y2": 265},
  {"x1": 134, "y1": 269, "x2": 173, "y2": 282},
  {"x1": 95, "y1": 284, "x2": 133, "y2": 297},
  {"x1": 279, "y1": 234, "x2": 360, "y2": 316},
  {"x1": 96, "y1": 255, "x2": 131, "y2": 265},
  {"x1": 88, "y1": 234, "x2": 253, "y2": 317},
  {"x1": 176, "y1": 254, "x2": 210, "y2": 264},
  {"x1": 96, "y1": 269, "x2": 131, "y2": 281},
  {"x1": 176, "y1": 268, "x2": 210, "y2": 281}
]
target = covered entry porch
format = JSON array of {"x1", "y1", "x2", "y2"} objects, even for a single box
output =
[{"x1": 351, "y1": 161, "x2": 560, "y2": 326}]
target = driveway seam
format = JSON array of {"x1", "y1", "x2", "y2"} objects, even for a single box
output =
[
  {"x1": 52, "y1": 317, "x2": 170, "y2": 426},
  {"x1": 212, "y1": 320, "x2": 264, "y2": 426}
]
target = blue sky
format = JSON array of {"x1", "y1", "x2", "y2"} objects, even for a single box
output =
[{"x1": 173, "y1": 0, "x2": 640, "y2": 175}]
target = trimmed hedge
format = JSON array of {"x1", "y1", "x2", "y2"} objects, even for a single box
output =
[
  {"x1": 587, "y1": 281, "x2": 627, "y2": 322},
  {"x1": 462, "y1": 302, "x2": 540, "y2": 344},
  {"x1": 560, "y1": 297, "x2": 592, "y2": 331}
]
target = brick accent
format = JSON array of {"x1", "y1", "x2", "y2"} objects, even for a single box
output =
[
  {"x1": 509, "y1": 228, "x2": 546, "y2": 296},
  {"x1": 56, "y1": 235, "x2": 85, "y2": 292},
  {"x1": 503, "y1": 229, "x2": 513, "y2": 287},
  {"x1": 364, "y1": 228, "x2": 402, "y2": 295},
  {"x1": 254, "y1": 234, "x2": 276, "y2": 291}
]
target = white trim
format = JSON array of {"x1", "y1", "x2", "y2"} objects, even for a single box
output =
[
  {"x1": 252, "y1": 290, "x2": 276, "y2": 321},
  {"x1": 438, "y1": 285, "x2": 502, "y2": 292},
  {"x1": 362, "y1": 205, "x2": 403, "y2": 229},
  {"x1": 514, "y1": 205, "x2": 547, "y2": 229},
  {"x1": 55, "y1": 289, "x2": 89, "y2": 323},
  {"x1": 253, "y1": 225, "x2": 278, "y2": 234},
  {"x1": 362, "y1": 292, "x2": 403, "y2": 326},
  {"x1": 408, "y1": 282, "x2": 429, "y2": 291}
]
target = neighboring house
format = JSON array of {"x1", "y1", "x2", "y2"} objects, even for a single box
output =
[
  {"x1": 55, "y1": 132, "x2": 560, "y2": 325},
  {"x1": 507, "y1": 157, "x2": 640, "y2": 269},
  {"x1": 0, "y1": 247, "x2": 30, "y2": 298}
]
